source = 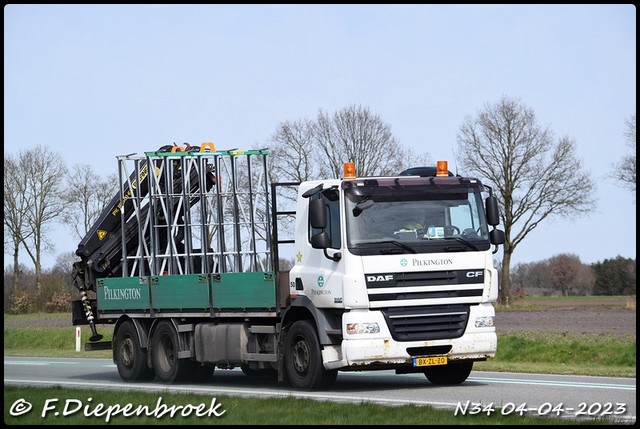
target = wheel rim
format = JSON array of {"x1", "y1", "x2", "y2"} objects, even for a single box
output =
[
  {"x1": 157, "y1": 333, "x2": 175, "y2": 373},
  {"x1": 292, "y1": 336, "x2": 310, "y2": 375},
  {"x1": 120, "y1": 336, "x2": 135, "y2": 369}
]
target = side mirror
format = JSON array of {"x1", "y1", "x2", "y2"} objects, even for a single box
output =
[
  {"x1": 310, "y1": 231, "x2": 341, "y2": 262},
  {"x1": 310, "y1": 231, "x2": 330, "y2": 249},
  {"x1": 485, "y1": 196, "x2": 500, "y2": 226},
  {"x1": 309, "y1": 199, "x2": 327, "y2": 229},
  {"x1": 490, "y1": 229, "x2": 505, "y2": 245}
]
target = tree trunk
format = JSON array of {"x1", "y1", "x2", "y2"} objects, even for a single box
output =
[
  {"x1": 12, "y1": 245, "x2": 20, "y2": 294},
  {"x1": 500, "y1": 251, "x2": 513, "y2": 306}
]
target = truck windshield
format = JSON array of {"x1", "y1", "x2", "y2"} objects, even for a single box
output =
[{"x1": 344, "y1": 186, "x2": 491, "y2": 255}]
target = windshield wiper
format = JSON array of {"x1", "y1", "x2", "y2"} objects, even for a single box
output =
[
  {"x1": 443, "y1": 237, "x2": 479, "y2": 251},
  {"x1": 369, "y1": 239, "x2": 417, "y2": 254}
]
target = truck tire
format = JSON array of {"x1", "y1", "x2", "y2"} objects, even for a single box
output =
[
  {"x1": 424, "y1": 361, "x2": 473, "y2": 385},
  {"x1": 284, "y1": 320, "x2": 338, "y2": 390},
  {"x1": 151, "y1": 320, "x2": 197, "y2": 383},
  {"x1": 114, "y1": 320, "x2": 155, "y2": 381}
]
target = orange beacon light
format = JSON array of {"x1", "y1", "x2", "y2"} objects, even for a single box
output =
[{"x1": 343, "y1": 162, "x2": 356, "y2": 179}]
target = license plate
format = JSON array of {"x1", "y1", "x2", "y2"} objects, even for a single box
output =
[{"x1": 413, "y1": 356, "x2": 448, "y2": 367}]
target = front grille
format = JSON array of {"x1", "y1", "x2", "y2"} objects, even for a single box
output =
[
  {"x1": 369, "y1": 288, "x2": 482, "y2": 302},
  {"x1": 381, "y1": 304, "x2": 470, "y2": 341},
  {"x1": 365, "y1": 269, "x2": 485, "y2": 306}
]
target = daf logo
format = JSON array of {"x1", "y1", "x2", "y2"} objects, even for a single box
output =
[
  {"x1": 466, "y1": 271, "x2": 484, "y2": 278},
  {"x1": 367, "y1": 275, "x2": 394, "y2": 282}
]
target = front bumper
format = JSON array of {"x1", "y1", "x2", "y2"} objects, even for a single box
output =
[{"x1": 321, "y1": 303, "x2": 497, "y2": 370}]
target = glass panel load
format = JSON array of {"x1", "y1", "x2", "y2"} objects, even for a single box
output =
[{"x1": 115, "y1": 147, "x2": 272, "y2": 277}]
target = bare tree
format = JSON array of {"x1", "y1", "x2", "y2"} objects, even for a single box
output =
[
  {"x1": 549, "y1": 253, "x2": 582, "y2": 296},
  {"x1": 61, "y1": 164, "x2": 119, "y2": 241},
  {"x1": 614, "y1": 113, "x2": 636, "y2": 196},
  {"x1": 266, "y1": 117, "x2": 320, "y2": 239},
  {"x1": 400, "y1": 147, "x2": 434, "y2": 173},
  {"x1": 4, "y1": 153, "x2": 35, "y2": 293},
  {"x1": 268, "y1": 104, "x2": 429, "y2": 180},
  {"x1": 456, "y1": 95, "x2": 595, "y2": 305},
  {"x1": 573, "y1": 262, "x2": 596, "y2": 296},
  {"x1": 315, "y1": 104, "x2": 409, "y2": 178},
  {"x1": 11, "y1": 146, "x2": 68, "y2": 290},
  {"x1": 268, "y1": 118, "x2": 319, "y2": 184},
  {"x1": 510, "y1": 260, "x2": 552, "y2": 297}
]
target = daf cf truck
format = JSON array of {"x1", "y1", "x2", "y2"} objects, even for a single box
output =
[{"x1": 71, "y1": 143, "x2": 505, "y2": 390}]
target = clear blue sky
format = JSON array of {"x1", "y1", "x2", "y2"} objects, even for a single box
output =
[{"x1": 4, "y1": 4, "x2": 636, "y2": 269}]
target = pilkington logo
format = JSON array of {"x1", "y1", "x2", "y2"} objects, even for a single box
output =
[
  {"x1": 411, "y1": 258, "x2": 453, "y2": 266},
  {"x1": 103, "y1": 286, "x2": 142, "y2": 300}
]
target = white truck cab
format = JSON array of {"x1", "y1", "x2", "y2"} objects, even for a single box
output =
[{"x1": 285, "y1": 162, "x2": 504, "y2": 385}]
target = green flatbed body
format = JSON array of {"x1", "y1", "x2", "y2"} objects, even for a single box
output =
[{"x1": 96, "y1": 271, "x2": 277, "y2": 312}]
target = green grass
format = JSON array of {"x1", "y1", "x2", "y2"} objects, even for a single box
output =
[
  {"x1": 4, "y1": 312, "x2": 71, "y2": 321},
  {"x1": 3, "y1": 386, "x2": 620, "y2": 425},
  {"x1": 496, "y1": 332, "x2": 635, "y2": 366},
  {"x1": 3, "y1": 325, "x2": 114, "y2": 358},
  {"x1": 475, "y1": 332, "x2": 635, "y2": 377}
]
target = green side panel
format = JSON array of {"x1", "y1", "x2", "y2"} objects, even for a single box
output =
[
  {"x1": 97, "y1": 277, "x2": 150, "y2": 310},
  {"x1": 150, "y1": 274, "x2": 210, "y2": 310},
  {"x1": 212, "y1": 272, "x2": 276, "y2": 309}
]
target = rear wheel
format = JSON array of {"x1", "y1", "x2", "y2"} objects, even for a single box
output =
[
  {"x1": 151, "y1": 320, "x2": 197, "y2": 383},
  {"x1": 424, "y1": 361, "x2": 473, "y2": 385},
  {"x1": 284, "y1": 320, "x2": 337, "y2": 390},
  {"x1": 113, "y1": 320, "x2": 155, "y2": 381}
]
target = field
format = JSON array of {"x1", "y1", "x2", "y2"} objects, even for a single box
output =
[{"x1": 495, "y1": 295, "x2": 636, "y2": 335}]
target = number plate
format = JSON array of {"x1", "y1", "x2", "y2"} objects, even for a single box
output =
[{"x1": 413, "y1": 356, "x2": 448, "y2": 367}]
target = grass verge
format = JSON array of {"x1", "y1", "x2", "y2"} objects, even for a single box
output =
[{"x1": 4, "y1": 386, "x2": 623, "y2": 425}]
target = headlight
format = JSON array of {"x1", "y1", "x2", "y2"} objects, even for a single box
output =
[
  {"x1": 346, "y1": 322, "x2": 380, "y2": 335},
  {"x1": 475, "y1": 316, "x2": 494, "y2": 328}
]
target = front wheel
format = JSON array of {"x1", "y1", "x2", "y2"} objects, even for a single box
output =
[
  {"x1": 113, "y1": 320, "x2": 155, "y2": 381},
  {"x1": 424, "y1": 361, "x2": 473, "y2": 385},
  {"x1": 151, "y1": 320, "x2": 197, "y2": 383},
  {"x1": 284, "y1": 320, "x2": 337, "y2": 390}
]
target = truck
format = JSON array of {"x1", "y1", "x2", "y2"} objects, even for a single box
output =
[{"x1": 71, "y1": 142, "x2": 506, "y2": 390}]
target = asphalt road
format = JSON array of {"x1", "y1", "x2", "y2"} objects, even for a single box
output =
[{"x1": 4, "y1": 357, "x2": 636, "y2": 424}]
